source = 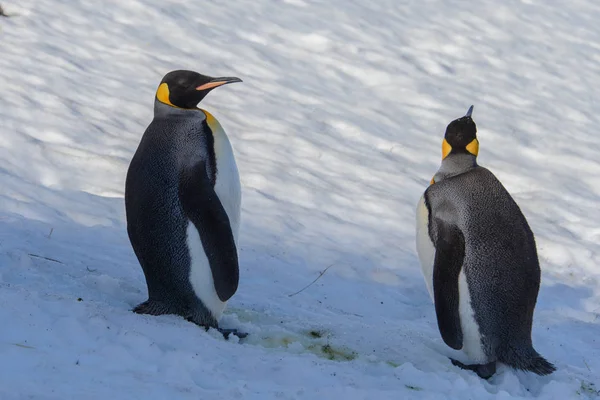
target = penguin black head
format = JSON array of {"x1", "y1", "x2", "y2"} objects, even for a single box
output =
[
  {"x1": 155, "y1": 70, "x2": 242, "y2": 109},
  {"x1": 441, "y1": 105, "x2": 479, "y2": 160}
]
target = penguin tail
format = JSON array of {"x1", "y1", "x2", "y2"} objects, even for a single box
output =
[{"x1": 499, "y1": 345, "x2": 556, "y2": 376}]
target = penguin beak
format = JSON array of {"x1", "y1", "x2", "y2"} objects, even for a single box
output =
[
  {"x1": 196, "y1": 77, "x2": 243, "y2": 91},
  {"x1": 465, "y1": 105, "x2": 474, "y2": 118}
]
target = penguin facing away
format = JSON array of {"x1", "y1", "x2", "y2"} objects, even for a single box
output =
[
  {"x1": 415, "y1": 106, "x2": 556, "y2": 379},
  {"x1": 125, "y1": 70, "x2": 245, "y2": 339}
]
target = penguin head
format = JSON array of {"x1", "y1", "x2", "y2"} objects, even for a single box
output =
[
  {"x1": 441, "y1": 105, "x2": 478, "y2": 160},
  {"x1": 429, "y1": 106, "x2": 478, "y2": 185},
  {"x1": 155, "y1": 70, "x2": 242, "y2": 109}
]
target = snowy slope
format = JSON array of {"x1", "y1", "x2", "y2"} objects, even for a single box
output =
[{"x1": 1, "y1": 0, "x2": 599, "y2": 398}]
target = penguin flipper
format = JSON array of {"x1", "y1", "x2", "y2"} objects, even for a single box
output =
[
  {"x1": 432, "y1": 219, "x2": 465, "y2": 350},
  {"x1": 179, "y1": 162, "x2": 239, "y2": 302}
]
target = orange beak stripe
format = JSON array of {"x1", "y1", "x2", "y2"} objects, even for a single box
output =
[{"x1": 196, "y1": 81, "x2": 228, "y2": 91}]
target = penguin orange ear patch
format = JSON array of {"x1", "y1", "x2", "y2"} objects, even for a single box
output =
[
  {"x1": 156, "y1": 83, "x2": 177, "y2": 107},
  {"x1": 442, "y1": 139, "x2": 452, "y2": 160},
  {"x1": 466, "y1": 138, "x2": 479, "y2": 156},
  {"x1": 430, "y1": 177, "x2": 435, "y2": 185}
]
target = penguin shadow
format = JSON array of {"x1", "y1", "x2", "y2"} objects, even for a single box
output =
[
  {"x1": 0, "y1": 183, "x2": 362, "y2": 365},
  {"x1": 540, "y1": 280, "x2": 596, "y2": 312},
  {"x1": 0, "y1": 184, "x2": 149, "y2": 307},
  {"x1": 4, "y1": 176, "x2": 596, "y2": 382}
]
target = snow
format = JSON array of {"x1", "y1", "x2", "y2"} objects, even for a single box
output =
[{"x1": 1, "y1": 0, "x2": 599, "y2": 398}]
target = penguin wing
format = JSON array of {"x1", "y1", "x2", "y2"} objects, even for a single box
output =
[
  {"x1": 432, "y1": 218, "x2": 465, "y2": 350},
  {"x1": 178, "y1": 161, "x2": 239, "y2": 302}
]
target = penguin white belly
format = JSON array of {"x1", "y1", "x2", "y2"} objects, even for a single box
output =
[
  {"x1": 186, "y1": 110, "x2": 241, "y2": 321},
  {"x1": 458, "y1": 270, "x2": 487, "y2": 363},
  {"x1": 186, "y1": 223, "x2": 227, "y2": 320},
  {"x1": 416, "y1": 195, "x2": 435, "y2": 301},
  {"x1": 210, "y1": 117, "x2": 242, "y2": 243}
]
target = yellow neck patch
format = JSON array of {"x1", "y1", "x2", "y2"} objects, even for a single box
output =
[
  {"x1": 466, "y1": 138, "x2": 479, "y2": 156},
  {"x1": 200, "y1": 108, "x2": 222, "y2": 133},
  {"x1": 441, "y1": 138, "x2": 479, "y2": 159},
  {"x1": 442, "y1": 139, "x2": 452, "y2": 159},
  {"x1": 201, "y1": 108, "x2": 217, "y2": 125},
  {"x1": 156, "y1": 83, "x2": 178, "y2": 108}
]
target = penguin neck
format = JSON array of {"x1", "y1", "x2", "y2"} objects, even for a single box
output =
[
  {"x1": 434, "y1": 153, "x2": 478, "y2": 182},
  {"x1": 153, "y1": 99, "x2": 203, "y2": 118}
]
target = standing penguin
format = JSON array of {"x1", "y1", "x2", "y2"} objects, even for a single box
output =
[
  {"x1": 415, "y1": 106, "x2": 555, "y2": 378},
  {"x1": 125, "y1": 70, "x2": 244, "y2": 339}
]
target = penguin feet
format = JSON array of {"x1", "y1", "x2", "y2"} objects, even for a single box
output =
[
  {"x1": 450, "y1": 358, "x2": 496, "y2": 379},
  {"x1": 133, "y1": 300, "x2": 175, "y2": 316},
  {"x1": 217, "y1": 327, "x2": 249, "y2": 340},
  {"x1": 198, "y1": 324, "x2": 248, "y2": 340},
  {"x1": 187, "y1": 318, "x2": 249, "y2": 341}
]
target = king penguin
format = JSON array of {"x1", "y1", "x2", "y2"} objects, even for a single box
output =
[
  {"x1": 415, "y1": 106, "x2": 556, "y2": 378},
  {"x1": 125, "y1": 70, "x2": 244, "y2": 339}
]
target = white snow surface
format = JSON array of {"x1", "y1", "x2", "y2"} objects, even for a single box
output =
[{"x1": 1, "y1": 0, "x2": 600, "y2": 399}]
